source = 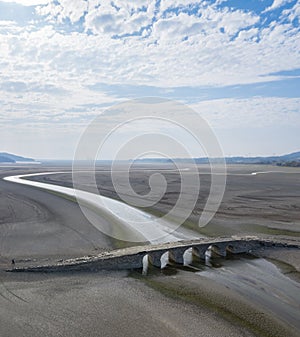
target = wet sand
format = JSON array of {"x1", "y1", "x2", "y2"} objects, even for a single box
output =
[
  {"x1": 256, "y1": 247, "x2": 300, "y2": 282},
  {"x1": 136, "y1": 267, "x2": 299, "y2": 337},
  {"x1": 2, "y1": 263, "x2": 298, "y2": 337},
  {"x1": 1, "y1": 267, "x2": 296, "y2": 337}
]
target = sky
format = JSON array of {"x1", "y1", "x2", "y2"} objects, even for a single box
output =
[{"x1": 0, "y1": 0, "x2": 299, "y2": 159}]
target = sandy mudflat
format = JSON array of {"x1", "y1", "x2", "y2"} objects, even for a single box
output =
[
  {"x1": 29, "y1": 164, "x2": 300, "y2": 237},
  {"x1": 1, "y1": 164, "x2": 300, "y2": 337},
  {"x1": 0, "y1": 270, "x2": 265, "y2": 337},
  {"x1": 1, "y1": 267, "x2": 299, "y2": 337},
  {"x1": 137, "y1": 268, "x2": 300, "y2": 337}
]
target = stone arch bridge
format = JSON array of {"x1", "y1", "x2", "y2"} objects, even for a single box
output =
[{"x1": 11, "y1": 236, "x2": 299, "y2": 273}]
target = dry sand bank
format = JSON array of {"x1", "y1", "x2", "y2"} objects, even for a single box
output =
[{"x1": 0, "y1": 269, "x2": 272, "y2": 337}]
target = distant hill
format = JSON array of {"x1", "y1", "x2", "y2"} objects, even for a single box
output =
[
  {"x1": 224, "y1": 151, "x2": 300, "y2": 166},
  {"x1": 0, "y1": 152, "x2": 35, "y2": 163},
  {"x1": 133, "y1": 151, "x2": 300, "y2": 167}
]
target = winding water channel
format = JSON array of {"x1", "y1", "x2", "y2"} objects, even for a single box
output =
[
  {"x1": 199, "y1": 256, "x2": 300, "y2": 330},
  {"x1": 4, "y1": 172, "x2": 200, "y2": 244}
]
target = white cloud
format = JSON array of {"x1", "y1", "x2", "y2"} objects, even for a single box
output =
[
  {"x1": 28, "y1": 1, "x2": 300, "y2": 87},
  {"x1": 0, "y1": 0, "x2": 299, "y2": 157},
  {"x1": 264, "y1": 0, "x2": 294, "y2": 12},
  {"x1": 191, "y1": 97, "x2": 300, "y2": 129},
  {"x1": 159, "y1": 0, "x2": 199, "y2": 12},
  {"x1": 282, "y1": 1, "x2": 300, "y2": 22},
  {"x1": 0, "y1": 0, "x2": 49, "y2": 5}
]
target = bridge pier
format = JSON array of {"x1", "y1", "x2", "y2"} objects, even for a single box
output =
[{"x1": 169, "y1": 247, "x2": 187, "y2": 265}]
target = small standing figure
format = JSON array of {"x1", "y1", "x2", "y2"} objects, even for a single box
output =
[{"x1": 11, "y1": 259, "x2": 15, "y2": 268}]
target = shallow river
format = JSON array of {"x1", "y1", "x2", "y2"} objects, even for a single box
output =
[
  {"x1": 4, "y1": 172, "x2": 200, "y2": 244},
  {"x1": 199, "y1": 257, "x2": 300, "y2": 330}
]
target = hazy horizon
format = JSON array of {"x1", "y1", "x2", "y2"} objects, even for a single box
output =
[{"x1": 1, "y1": 149, "x2": 300, "y2": 162}]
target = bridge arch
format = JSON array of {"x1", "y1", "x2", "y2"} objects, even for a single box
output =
[
  {"x1": 205, "y1": 244, "x2": 227, "y2": 258},
  {"x1": 192, "y1": 245, "x2": 208, "y2": 260},
  {"x1": 226, "y1": 244, "x2": 235, "y2": 255},
  {"x1": 148, "y1": 250, "x2": 164, "y2": 268},
  {"x1": 169, "y1": 247, "x2": 187, "y2": 265}
]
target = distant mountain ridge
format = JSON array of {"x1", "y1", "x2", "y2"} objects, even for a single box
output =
[
  {"x1": 0, "y1": 152, "x2": 35, "y2": 163},
  {"x1": 134, "y1": 151, "x2": 300, "y2": 167},
  {"x1": 1, "y1": 151, "x2": 299, "y2": 166},
  {"x1": 224, "y1": 151, "x2": 300, "y2": 166}
]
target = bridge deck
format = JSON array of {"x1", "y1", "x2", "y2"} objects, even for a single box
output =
[{"x1": 9, "y1": 236, "x2": 300, "y2": 273}]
